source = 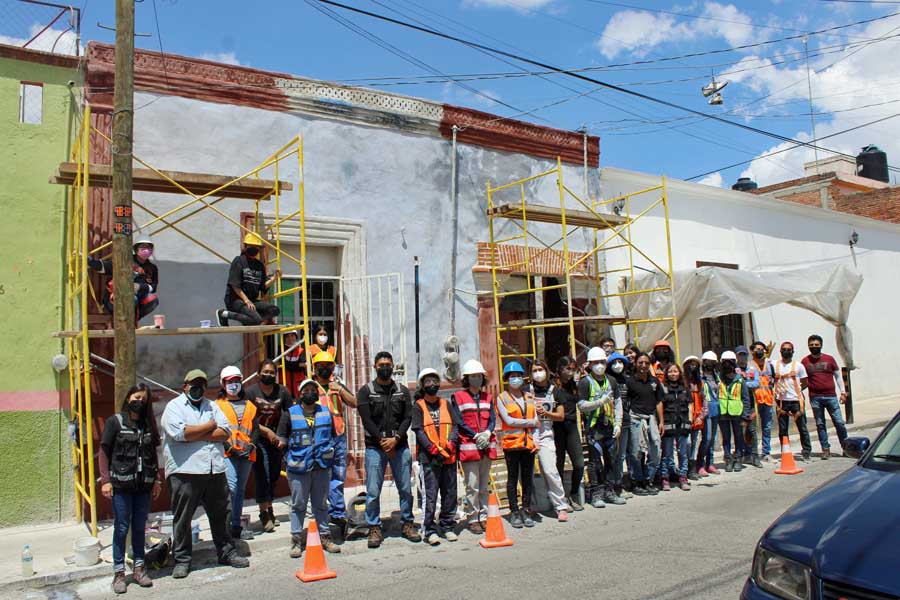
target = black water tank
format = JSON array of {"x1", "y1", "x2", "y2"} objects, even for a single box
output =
[
  {"x1": 731, "y1": 177, "x2": 758, "y2": 191},
  {"x1": 857, "y1": 145, "x2": 889, "y2": 183}
]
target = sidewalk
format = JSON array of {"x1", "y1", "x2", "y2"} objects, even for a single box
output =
[{"x1": 1, "y1": 395, "x2": 896, "y2": 593}]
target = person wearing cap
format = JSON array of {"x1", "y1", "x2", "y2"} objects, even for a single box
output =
[
  {"x1": 355, "y1": 351, "x2": 421, "y2": 548},
  {"x1": 497, "y1": 361, "x2": 539, "y2": 528},
  {"x1": 579, "y1": 347, "x2": 624, "y2": 507},
  {"x1": 451, "y1": 359, "x2": 498, "y2": 533},
  {"x1": 606, "y1": 351, "x2": 631, "y2": 502},
  {"x1": 650, "y1": 340, "x2": 675, "y2": 383},
  {"x1": 278, "y1": 379, "x2": 341, "y2": 557},
  {"x1": 161, "y1": 369, "x2": 249, "y2": 579},
  {"x1": 87, "y1": 231, "x2": 159, "y2": 324},
  {"x1": 773, "y1": 341, "x2": 812, "y2": 461},
  {"x1": 718, "y1": 351, "x2": 751, "y2": 472},
  {"x1": 624, "y1": 353, "x2": 664, "y2": 495},
  {"x1": 735, "y1": 346, "x2": 763, "y2": 468},
  {"x1": 529, "y1": 360, "x2": 571, "y2": 521},
  {"x1": 216, "y1": 366, "x2": 260, "y2": 541},
  {"x1": 681, "y1": 356, "x2": 706, "y2": 480},
  {"x1": 553, "y1": 356, "x2": 587, "y2": 511},
  {"x1": 412, "y1": 368, "x2": 461, "y2": 545},
  {"x1": 310, "y1": 349, "x2": 356, "y2": 539},
  {"x1": 216, "y1": 232, "x2": 280, "y2": 326},
  {"x1": 697, "y1": 351, "x2": 721, "y2": 476},
  {"x1": 748, "y1": 341, "x2": 776, "y2": 462}
]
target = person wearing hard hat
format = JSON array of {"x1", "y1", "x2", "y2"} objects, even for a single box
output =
[
  {"x1": 606, "y1": 351, "x2": 632, "y2": 502},
  {"x1": 579, "y1": 347, "x2": 624, "y2": 508},
  {"x1": 498, "y1": 361, "x2": 539, "y2": 528},
  {"x1": 529, "y1": 360, "x2": 571, "y2": 521},
  {"x1": 277, "y1": 379, "x2": 341, "y2": 557},
  {"x1": 412, "y1": 368, "x2": 461, "y2": 545},
  {"x1": 717, "y1": 351, "x2": 751, "y2": 473},
  {"x1": 161, "y1": 369, "x2": 249, "y2": 579},
  {"x1": 696, "y1": 351, "x2": 722, "y2": 476},
  {"x1": 650, "y1": 340, "x2": 675, "y2": 384},
  {"x1": 735, "y1": 346, "x2": 763, "y2": 468},
  {"x1": 682, "y1": 355, "x2": 707, "y2": 480},
  {"x1": 451, "y1": 359, "x2": 498, "y2": 534},
  {"x1": 87, "y1": 230, "x2": 160, "y2": 324},
  {"x1": 216, "y1": 232, "x2": 280, "y2": 327},
  {"x1": 216, "y1": 366, "x2": 260, "y2": 541},
  {"x1": 310, "y1": 349, "x2": 357, "y2": 540}
]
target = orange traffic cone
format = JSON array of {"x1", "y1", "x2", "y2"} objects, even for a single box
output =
[
  {"x1": 295, "y1": 520, "x2": 337, "y2": 583},
  {"x1": 775, "y1": 436, "x2": 804, "y2": 475},
  {"x1": 479, "y1": 492, "x2": 514, "y2": 549}
]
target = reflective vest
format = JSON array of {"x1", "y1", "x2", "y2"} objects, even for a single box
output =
[
  {"x1": 586, "y1": 376, "x2": 614, "y2": 430},
  {"x1": 416, "y1": 398, "x2": 456, "y2": 464},
  {"x1": 108, "y1": 414, "x2": 158, "y2": 491},
  {"x1": 773, "y1": 360, "x2": 805, "y2": 410},
  {"x1": 688, "y1": 382, "x2": 704, "y2": 430},
  {"x1": 702, "y1": 375, "x2": 720, "y2": 418},
  {"x1": 498, "y1": 391, "x2": 535, "y2": 451},
  {"x1": 719, "y1": 377, "x2": 744, "y2": 418},
  {"x1": 455, "y1": 389, "x2": 497, "y2": 462},
  {"x1": 216, "y1": 399, "x2": 257, "y2": 462},
  {"x1": 651, "y1": 361, "x2": 669, "y2": 384},
  {"x1": 315, "y1": 379, "x2": 345, "y2": 436},
  {"x1": 286, "y1": 403, "x2": 335, "y2": 474},
  {"x1": 749, "y1": 359, "x2": 774, "y2": 406}
]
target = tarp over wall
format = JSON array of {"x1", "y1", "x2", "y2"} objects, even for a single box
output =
[{"x1": 620, "y1": 264, "x2": 863, "y2": 367}]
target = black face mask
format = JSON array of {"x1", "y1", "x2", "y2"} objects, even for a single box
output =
[
  {"x1": 809, "y1": 347, "x2": 822, "y2": 356},
  {"x1": 376, "y1": 366, "x2": 393, "y2": 380},
  {"x1": 423, "y1": 384, "x2": 440, "y2": 396},
  {"x1": 260, "y1": 374, "x2": 276, "y2": 385},
  {"x1": 686, "y1": 365, "x2": 698, "y2": 376},
  {"x1": 127, "y1": 400, "x2": 145, "y2": 414},
  {"x1": 753, "y1": 350, "x2": 765, "y2": 359},
  {"x1": 188, "y1": 385, "x2": 205, "y2": 402},
  {"x1": 781, "y1": 350, "x2": 794, "y2": 360},
  {"x1": 316, "y1": 366, "x2": 333, "y2": 380},
  {"x1": 722, "y1": 363, "x2": 736, "y2": 374},
  {"x1": 300, "y1": 392, "x2": 318, "y2": 405},
  {"x1": 245, "y1": 247, "x2": 259, "y2": 257}
]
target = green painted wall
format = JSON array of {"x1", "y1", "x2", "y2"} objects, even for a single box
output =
[{"x1": 0, "y1": 54, "x2": 79, "y2": 527}]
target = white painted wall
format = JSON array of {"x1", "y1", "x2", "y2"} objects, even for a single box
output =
[{"x1": 601, "y1": 167, "x2": 900, "y2": 400}]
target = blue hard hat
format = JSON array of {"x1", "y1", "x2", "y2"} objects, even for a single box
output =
[
  {"x1": 607, "y1": 351, "x2": 629, "y2": 367},
  {"x1": 502, "y1": 361, "x2": 525, "y2": 378}
]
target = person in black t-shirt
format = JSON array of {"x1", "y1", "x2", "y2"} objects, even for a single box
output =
[
  {"x1": 625, "y1": 352, "x2": 664, "y2": 496},
  {"x1": 216, "y1": 232, "x2": 280, "y2": 326}
]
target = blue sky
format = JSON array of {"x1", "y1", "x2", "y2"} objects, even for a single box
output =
[{"x1": 9, "y1": 0, "x2": 900, "y2": 187}]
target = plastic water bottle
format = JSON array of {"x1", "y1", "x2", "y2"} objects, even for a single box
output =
[{"x1": 21, "y1": 545, "x2": 33, "y2": 577}]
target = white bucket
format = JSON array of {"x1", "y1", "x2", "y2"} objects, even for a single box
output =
[{"x1": 73, "y1": 536, "x2": 100, "y2": 567}]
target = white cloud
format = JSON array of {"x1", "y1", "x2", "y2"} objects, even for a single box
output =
[
  {"x1": 597, "y1": 2, "x2": 754, "y2": 59},
  {"x1": 199, "y1": 52, "x2": 243, "y2": 66},
  {"x1": 0, "y1": 24, "x2": 80, "y2": 56},
  {"x1": 441, "y1": 82, "x2": 504, "y2": 108},
  {"x1": 697, "y1": 172, "x2": 724, "y2": 187},
  {"x1": 462, "y1": 0, "x2": 555, "y2": 10}
]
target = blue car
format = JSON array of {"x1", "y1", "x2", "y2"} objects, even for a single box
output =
[{"x1": 742, "y1": 411, "x2": 900, "y2": 600}]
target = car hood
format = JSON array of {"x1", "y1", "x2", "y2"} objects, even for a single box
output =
[{"x1": 763, "y1": 465, "x2": 900, "y2": 593}]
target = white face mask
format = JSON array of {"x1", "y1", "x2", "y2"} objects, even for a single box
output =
[
  {"x1": 611, "y1": 362, "x2": 624, "y2": 374},
  {"x1": 225, "y1": 382, "x2": 242, "y2": 396},
  {"x1": 532, "y1": 370, "x2": 547, "y2": 383},
  {"x1": 316, "y1": 335, "x2": 328, "y2": 345},
  {"x1": 591, "y1": 363, "x2": 606, "y2": 377},
  {"x1": 468, "y1": 375, "x2": 484, "y2": 388},
  {"x1": 508, "y1": 376, "x2": 524, "y2": 389}
]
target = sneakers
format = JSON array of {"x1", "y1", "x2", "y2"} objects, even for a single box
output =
[
  {"x1": 232, "y1": 527, "x2": 254, "y2": 541},
  {"x1": 801, "y1": 453, "x2": 812, "y2": 463},
  {"x1": 402, "y1": 521, "x2": 422, "y2": 543},
  {"x1": 697, "y1": 466, "x2": 709, "y2": 477},
  {"x1": 822, "y1": 448, "x2": 831, "y2": 460},
  {"x1": 427, "y1": 533, "x2": 441, "y2": 546},
  {"x1": 661, "y1": 478, "x2": 671, "y2": 492},
  {"x1": 557, "y1": 510, "x2": 569, "y2": 522},
  {"x1": 509, "y1": 511, "x2": 524, "y2": 528},
  {"x1": 632, "y1": 485, "x2": 649, "y2": 496},
  {"x1": 132, "y1": 565, "x2": 153, "y2": 588},
  {"x1": 687, "y1": 468, "x2": 700, "y2": 481},
  {"x1": 708, "y1": 464, "x2": 720, "y2": 475},
  {"x1": 678, "y1": 476, "x2": 690, "y2": 491},
  {"x1": 112, "y1": 571, "x2": 127, "y2": 594},
  {"x1": 604, "y1": 490, "x2": 626, "y2": 505},
  {"x1": 172, "y1": 563, "x2": 190, "y2": 579},
  {"x1": 734, "y1": 459, "x2": 744, "y2": 472},
  {"x1": 591, "y1": 495, "x2": 607, "y2": 508},
  {"x1": 290, "y1": 533, "x2": 304, "y2": 558},
  {"x1": 467, "y1": 521, "x2": 484, "y2": 535},
  {"x1": 751, "y1": 455, "x2": 763, "y2": 468},
  {"x1": 443, "y1": 530, "x2": 459, "y2": 542},
  {"x1": 567, "y1": 497, "x2": 585, "y2": 511},
  {"x1": 522, "y1": 511, "x2": 535, "y2": 528},
  {"x1": 216, "y1": 308, "x2": 229, "y2": 327},
  {"x1": 646, "y1": 484, "x2": 659, "y2": 496},
  {"x1": 321, "y1": 536, "x2": 341, "y2": 554},
  {"x1": 725, "y1": 458, "x2": 734, "y2": 472},
  {"x1": 260, "y1": 511, "x2": 275, "y2": 533},
  {"x1": 218, "y1": 553, "x2": 250, "y2": 568},
  {"x1": 367, "y1": 525, "x2": 384, "y2": 549}
]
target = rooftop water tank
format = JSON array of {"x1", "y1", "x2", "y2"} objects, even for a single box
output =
[
  {"x1": 856, "y1": 145, "x2": 889, "y2": 183},
  {"x1": 731, "y1": 177, "x2": 758, "y2": 191}
]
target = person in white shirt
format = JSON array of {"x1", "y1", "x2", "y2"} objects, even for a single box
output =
[{"x1": 772, "y1": 342, "x2": 812, "y2": 461}]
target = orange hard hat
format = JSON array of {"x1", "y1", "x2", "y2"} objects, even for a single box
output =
[{"x1": 653, "y1": 339, "x2": 673, "y2": 350}]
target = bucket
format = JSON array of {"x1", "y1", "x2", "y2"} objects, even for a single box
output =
[{"x1": 74, "y1": 536, "x2": 100, "y2": 567}]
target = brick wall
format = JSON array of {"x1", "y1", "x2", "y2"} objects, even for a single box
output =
[
  {"x1": 833, "y1": 186, "x2": 900, "y2": 223},
  {"x1": 475, "y1": 242, "x2": 596, "y2": 277},
  {"x1": 773, "y1": 190, "x2": 822, "y2": 208}
]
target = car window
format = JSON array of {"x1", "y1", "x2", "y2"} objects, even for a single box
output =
[{"x1": 866, "y1": 418, "x2": 900, "y2": 466}]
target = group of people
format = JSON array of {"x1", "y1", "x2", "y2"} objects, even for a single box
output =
[{"x1": 97, "y1": 329, "x2": 849, "y2": 594}]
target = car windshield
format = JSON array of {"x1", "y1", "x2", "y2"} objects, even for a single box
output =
[{"x1": 868, "y1": 417, "x2": 900, "y2": 464}]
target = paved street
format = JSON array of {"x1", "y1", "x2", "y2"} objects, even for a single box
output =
[{"x1": 20, "y1": 428, "x2": 875, "y2": 600}]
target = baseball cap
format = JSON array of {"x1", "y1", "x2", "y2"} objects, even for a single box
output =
[{"x1": 184, "y1": 369, "x2": 208, "y2": 383}]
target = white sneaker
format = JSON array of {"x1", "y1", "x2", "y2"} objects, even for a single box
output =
[
  {"x1": 591, "y1": 497, "x2": 607, "y2": 509},
  {"x1": 427, "y1": 533, "x2": 441, "y2": 546},
  {"x1": 443, "y1": 531, "x2": 458, "y2": 542}
]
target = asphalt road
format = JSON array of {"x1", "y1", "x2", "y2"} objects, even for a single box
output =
[{"x1": 25, "y1": 428, "x2": 874, "y2": 600}]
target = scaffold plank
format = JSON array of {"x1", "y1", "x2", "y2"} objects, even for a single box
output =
[
  {"x1": 52, "y1": 325, "x2": 284, "y2": 339},
  {"x1": 486, "y1": 202, "x2": 628, "y2": 230},
  {"x1": 498, "y1": 314, "x2": 628, "y2": 329}
]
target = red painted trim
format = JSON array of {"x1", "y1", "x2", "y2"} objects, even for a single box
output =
[
  {"x1": 0, "y1": 390, "x2": 68, "y2": 412},
  {"x1": 0, "y1": 44, "x2": 80, "y2": 69}
]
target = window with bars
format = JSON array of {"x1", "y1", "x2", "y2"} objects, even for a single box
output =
[{"x1": 277, "y1": 277, "x2": 337, "y2": 343}]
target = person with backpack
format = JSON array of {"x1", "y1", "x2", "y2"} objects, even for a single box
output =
[
  {"x1": 99, "y1": 384, "x2": 161, "y2": 594},
  {"x1": 216, "y1": 232, "x2": 280, "y2": 326}
]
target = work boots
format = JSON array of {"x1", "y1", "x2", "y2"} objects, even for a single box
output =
[
  {"x1": 112, "y1": 571, "x2": 127, "y2": 594},
  {"x1": 131, "y1": 566, "x2": 153, "y2": 588},
  {"x1": 367, "y1": 525, "x2": 384, "y2": 549},
  {"x1": 725, "y1": 456, "x2": 735, "y2": 472},
  {"x1": 687, "y1": 460, "x2": 700, "y2": 481},
  {"x1": 733, "y1": 457, "x2": 744, "y2": 472},
  {"x1": 290, "y1": 533, "x2": 303, "y2": 558},
  {"x1": 321, "y1": 536, "x2": 342, "y2": 554},
  {"x1": 259, "y1": 511, "x2": 275, "y2": 533},
  {"x1": 751, "y1": 454, "x2": 763, "y2": 468},
  {"x1": 604, "y1": 488, "x2": 626, "y2": 505},
  {"x1": 402, "y1": 522, "x2": 422, "y2": 543}
]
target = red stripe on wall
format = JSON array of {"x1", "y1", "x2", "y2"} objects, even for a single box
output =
[{"x1": 0, "y1": 390, "x2": 68, "y2": 412}]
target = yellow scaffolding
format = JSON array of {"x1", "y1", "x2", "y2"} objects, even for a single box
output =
[
  {"x1": 486, "y1": 157, "x2": 679, "y2": 384},
  {"x1": 58, "y1": 103, "x2": 311, "y2": 535}
]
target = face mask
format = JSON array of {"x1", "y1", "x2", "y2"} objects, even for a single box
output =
[
  {"x1": 136, "y1": 247, "x2": 153, "y2": 260},
  {"x1": 376, "y1": 366, "x2": 393, "y2": 380},
  {"x1": 721, "y1": 362, "x2": 735, "y2": 374},
  {"x1": 188, "y1": 385, "x2": 205, "y2": 402},
  {"x1": 260, "y1": 374, "x2": 276, "y2": 385},
  {"x1": 702, "y1": 363, "x2": 715, "y2": 372},
  {"x1": 316, "y1": 335, "x2": 328, "y2": 345},
  {"x1": 781, "y1": 350, "x2": 793, "y2": 360},
  {"x1": 810, "y1": 347, "x2": 822, "y2": 356},
  {"x1": 225, "y1": 382, "x2": 242, "y2": 396},
  {"x1": 127, "y1": 399, "x2": 145, "y2": 414},
  {"x1": 591, "y1": 363, "x2": 606, "y2": 377},
  {"x1": 753, "y1": 350, "x2": 765, "y2": 359},
  {"x1": 469, "y1": 374, "x2": 485, "y2": 388},
  {"x1": 316, "y1": 366, "x2": 333, "y2": 380},
  {"x1": 423, "y1": 383, "x2": 440, "y2": 396},
  {"x1": 508, "y1": 376, "x2": 524, "y2": 389},
  {"x1": 301, "y1": 392, "x2": 318, "y2": 405},
  {"x1": 531, "y1": 370, "x2": 547, "y2": 383},
  {"x1": 611, "y1": 362, "x2": 624, "y2": 374},
  {"x1": 655, "y1": 351, "x2": 668, "y2": 362},
  {"x1": 245, "y1": 246, "x2": 259, "y2": 257}
]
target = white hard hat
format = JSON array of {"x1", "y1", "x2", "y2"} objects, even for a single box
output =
[
  {"x1": 682, "y1": 355, "x2": 700, "y2": 366},
  {"x1": 720, "y1": 351, "x2": 737, "y2": 362},
  {"x1": 587, "y1": 347, "x2": 607, "y2": 362},
  {"x1": 417, "y1": 367, "x2": 440, "y2": 386},
  {"x1": 297, "y1": 378, "x2": 318, "y2": 394},
  {"x1": 461, "y1": 359, "x2": 486, "y2": 376},
  {"x1": 701, "y1": 351, "x2": 718, "y2": 362},
  {"x1": 219, "y1": 365, "x2": 243, "y2": 381},
  {"x1": 132, "y1": 231, "x2": 154, "y2": 248}
]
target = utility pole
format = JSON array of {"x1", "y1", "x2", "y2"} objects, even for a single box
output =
[{"x1": 112, "y1": 0, "x2": 135, "y2": 409}]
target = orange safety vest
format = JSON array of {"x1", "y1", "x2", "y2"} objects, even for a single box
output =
[
  {"x1": 416, "y1": 398, "x2": 455, "y2": 464},
  {"x1": 689, "y1": 382, "x2": 704, "y2": 430},
  {"x1": 316, "y1": 379, "x2": 345, "y2": 436},
  {"x1": 773, "y1": 360, "x2": 804, "y2": 411},
  {"x1": 651, "y1": 361, "x2": 669, "y2": 384},
  {"x1": 216, "y1": 399, "x2": 257, "y2": 462},
  {"x1": 498, "y1": 392, "x2": 536, "y2": 451},
  {"x1": 749, "y1": 359, "x2": 774, "y2": 406}
]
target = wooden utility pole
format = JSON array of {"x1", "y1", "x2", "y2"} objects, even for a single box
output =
[{"x1": 112, "y1": 0, "x2": 136, "y2": 409}]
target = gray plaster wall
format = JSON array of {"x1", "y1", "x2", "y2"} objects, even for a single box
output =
[{"x1": 131, "y1": 92, "x2": 600, "y2": 386}]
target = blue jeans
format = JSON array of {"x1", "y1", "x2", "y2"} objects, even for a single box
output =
[
  {"x1": 613, "y1": 423, "x2": 630, "y2": 487},
  {"x1": 627, "y1": 414, "x2": 660, "y2": 485},
  {"x1": 112, "y1": 490, "x2": 150, "y2": 572},
  {"x1": 700, "y1": 415, "x2": 719, "y2": 469},
  {"x1": 329, "y1": 434, "x2": 347, "y2": 520},
  {"x1": 758, "y1": 403, "x2": 775, "y2": 456},
  {"x1": 660, "y1": 433, "x2": 689, "y2": 480},
  {"x1": 810, "y1": 396, "x2": 848, "y2": 451},
  {"x1": 719, "y1": 417, "x2": 745, "y2": 458},
  {"x1": 364, "y1": 445, "x2": 414, "y2": 526},
  {"x1": 224, "y1": 456, "x2": 253, "y2": 531}
]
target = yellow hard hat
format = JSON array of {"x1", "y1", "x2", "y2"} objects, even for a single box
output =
[
  {"x1": 243, "y1": 232, "x2": 264, "y2": 247},
  {"x1": 312, "y1": 350, "x2": 335, "y2": 365}
]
